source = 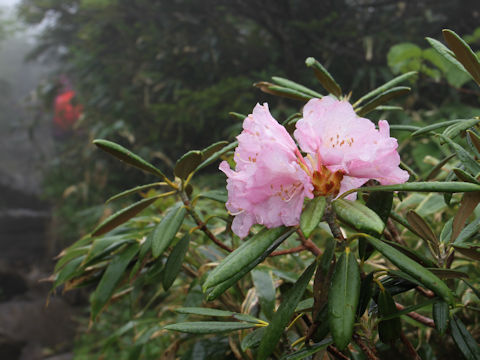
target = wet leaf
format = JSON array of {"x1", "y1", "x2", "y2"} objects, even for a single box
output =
[{"x1": 164, "y1": 321, "x2": 256, "y2": 334}]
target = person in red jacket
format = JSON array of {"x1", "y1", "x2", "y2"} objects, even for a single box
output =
[{"x1": 52, "y1": 79, "x2": 82, "y2": 139}]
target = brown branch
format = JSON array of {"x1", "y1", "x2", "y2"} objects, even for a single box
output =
[
  {"x1": 270, "y1": 245, "x2": 306, "y2": 257},
  {"x1": 386, "y1": 218, "x2": 407, "y2": 246},
  {"x1": 327, "y1": 345, "x2": 351, "y2": 360},
  {"x1": 297, "y1": 229, "x2": 322, "y2": 256},
  {"x1": 400, "y1": 332, "x2": 422, "y2": 360},
  {"x1": 181, "y1": 193, "x2": 233, "y2": 252},
  {"x1": 324, "y1": 204, "x2": 345, "y2": 243},
  {"x1": 415, "y1": 286, "x2": 435, "y2": 299},
  {"x1": 395, "y1": 302, "x2": 435, "y2": 328},
  {"x1": 353, "y1": 334, "x2": 379, "y2": 360}
]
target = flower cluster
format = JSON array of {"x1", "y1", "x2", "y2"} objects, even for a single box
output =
[{"x1": 220, "y1": 97, "x2": 409, "y2": 238}]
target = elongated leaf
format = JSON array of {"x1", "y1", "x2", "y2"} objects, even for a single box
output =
[
  {"x1": 164, "y1": 321, "x2": 256, "y2": 334},
  {"x1": 252, "y1": 269, "x2": 276, "y2": 319},
  {"x1": 356, "y1": 87, "x2": 410, "y2": 117},
  {"x1": 453, "y1": 168, "x2": 480, "y2": 184},
  {"x1": 428, "y1": 268, "x2": 469, "y2": 279},
  {"x1": 328, "y1": 248, "x2": 361, "y2": 350},
  {"x1": 440, "y1": 134, "x2": 480, "y2": 177},
  {"x1": 93, "y1": 139, "x2": 165, "y2": 178},
  {"x1": 91, "y1": 196, "x2": 162, "y2": 237},
  {"x1": 354, "y1": 71, "x2": 417, "y2": 107},
  {"x1": 257, "y1": 261, "x2": 317, "y2": 360},
  {"x1": 433, "y1": 301, "x2": 449, "y2": 335},
  {"x1": 194, "y1": 189, "x2": 228, "y2": 203},
  {"x1": 425, "y1": 154, "x2": 456, "y2": 181},
  {"x1": 406, "y1": 210, "x2": 439, "y2": 257},
  {"x1": 452, "y1": 192, "x2": 480, "y2": 242},
  {"x1": 254, "y1": 82, "x2": 313, "y2": 101},
  {"x1": 452, "y1": 244, "x2": 480, "y2": 261},
  {"x1": 390, "y1": 124, "x2": 421, "y2": 132},
  {"x1": 357, "y1": 272, "x2": 374, "y2": 317},
  {"x1": 444, "y1": 118, "x2": 480, "y2": 139},
  {"x1": 203, "y1": 227, "x2": 290, "y2": 290},
  {"x1": 175, "y1": 307, "x2": 235, "y2": 317},
  {"x1": 272, "y1": 76, "x2": 324, "y2": 98},
  {"x1": 201, "y1": 141, "x2": 229, "y2": 160},
  {"x1": 300, "y1": 197, "x2": 326, "y2": 238},
  {"x1": 280, "y1": 338, "x2": 333, "y2": 360},
  {"x1": 426, "y1": 37, "x2": 469, "y2": 75},
  {"x1": 241, "y1": 327, "x2": 266, "y2": 351},
  {"x1": 53, "y1": 256, "x2": 85, "y2": 288},
  {"x1": 305, "y1": 57, "x2": 342, "y2": 97},
  {"x1": 412, "y1": 119, "x2": 469, "y2": 137},
  {"x1": 443, "y1": 29, "x2": 480, "y2": 85},
  {"x1": 229, "y1": 112, "x2": 246, "y2": 121},
  {"x1": 106, "y1": 182, "x2": 169, "y2": 203},
  {"x1": 205, "y1": 230, "x2": 295, "y2": 301},
  {"x1": 91, "y1": 243, "x2": 139, "y2": 319},
  {"x1": 450, "y1": 315, "x2": 480, "y2": 359},
  {"x1": 152, "y1": 203, "x2": 186, "y2": 258},
  {"x1": 333, "y1": 199, "x2": 384, "y2": 235},
  {"x1": 364, "y1": 235, "x2": 454, "y2": 304},
  {"x1": 468, "y1": 130, "x2": 480, "y2": 155},
  {"x1": 174, "y1": 150, "x2": 203, "y2": 179},
  {"x1": 196, "y1": 141, "x2": 237, "y2": 171},
  {"x1": 162, "y1": 233, "x2": 190, "y2": 290},
  {"x1": 455, "y1": 216, "x2": 480, "y2": 244},
  {"x1": 378, "y1": 289, "x2": 401, "y2": 343},
  {"x1": 380, "y1": 298, "x2": 436, "y2": 321},
  {"x1": 340, "y1": 182, "x2": 480, "y2": 199},
  {"x1": 382, "y1": 239, "x2": 437, "y2": 268}
]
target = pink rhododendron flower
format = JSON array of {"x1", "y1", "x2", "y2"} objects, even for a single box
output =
[
  {"x1": 221, "y1": 97, "x2": 409, "y2": 238},
  {"x1": 294, "y1": 97, "x2": 409, "y2": 198},
  {"x1": 219, "y1": 103, "x2": 313, "y2": 238}
]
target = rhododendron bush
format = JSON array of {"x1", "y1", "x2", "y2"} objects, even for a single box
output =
[{"x1": 53, "y1": 30, "x2": 480, "y2": 359}]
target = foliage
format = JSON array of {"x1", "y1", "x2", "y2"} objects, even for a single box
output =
[{"x1": 51, "y1": 29, "x2": 480, "y2": 359}]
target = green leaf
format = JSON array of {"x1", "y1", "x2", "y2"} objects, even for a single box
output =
[
  {"x1": 175, "y1": 307, "x2": 234, "y2": 317},
  {"x1": 205, "y1": 230, "x2": 295, "y2": 301},
  {"x1": 164, "y1": 321, "x2": 256, "y2": 334},
  {"x1": 279, "y1": 338, "x2": 333, "y2": 360},
  {"x1": 412, "y1": 119, "x2": 470, "y2": 137},
  {"x1": 433, "y1": 300, "x2": 449, "y2": 335},
  {"x1": 229, "y1": 112, "x2": 247, "y2": 121},
  {"x1": 53, "y1": 256, "x2": 85, "y2": 288},
  {"x1": 332, "y1": 199, "x2": 385, "y2": 235},
  {"x1": 340, "y1": 182, "x2": 480, "y2": 199},
  {"x1": 91, "y1": 243, "x2": 139, "y2": 319},
  {"x1": 450, "y1": 315, "x2": 480, "y2": 360},
  {"x1": 406, "y1": 210, "x2": 439, "y2": 258},
  {"x1": 91, "y1": 195, "x2": 162, "y2": 237},
  {"x1": 93, "y1": 139, "x2": 166, "y2": 178},
  {"x1": 305, "y1": 57, "x2": 342, "y2": 97},
  {"x1": 106, "y1": 182, "x2": 169, "y2": 204},
  {"x1": 357, "y1": 272, "x2": 374, "y2": 317},
  {"x1": 443, "y1": 119, "x2": 480, "y2": 139},
  {"x1": 426, "y1": 37, "x2": 469, "y2": 75},
  {"x1": 468, "y1": 130, "x2": 480, "y2": 155},
  {"x1": 254, "y1": 81, "x2": 313, "y2": 101},
  {"x1": 194, "y1": 189, "x2": 228, "y2": 203},
  {"x1": 162, "y1": 233, "x2": 190, "y2": 290},
  {"x1": 452, "y1": 244, "x2": 480, "y2": 261},
  {"x1": 443, "y1": 29, "x2": 480, "y2": 86},
  {"x1": 328, "y1": 249, "x2": 360, "y2": 350},
  {"x1": 201, "y1": 141, "x2": 229, "y2": 160},
  {"x1": 196, "y1": 141, "x2": 237, "y2": 171},
  {"x1": 300, "y1": 197, "x2": 327, "y2": 238},
  {"x1": 439, "y1": 135, "x2": 480, "y2": 176},
  {"x1": 241, "y1": 327, "x2": 266, "y2": 351},
  {"x1": 364, "y1": 235, "x2": 454, "y2": 304},
  {"x1": 355, "y1": 86, "x2": 410, "y2": 117},
  {"x1": 453, "y1": 168, "x2": 480, "y2": 184},
  {"x1": 152, "y1": 203, "x2": 186, "y2": 258},
  {"x1": 387, "y1": 43, "x2": 423, "y2": 74},
  {"x1": 203, "y1": 227, "x2": 291, "y2": 290},
  {"x1": 252, "y1": 269, "x2": 276, "y2": 320},
  {"x1": 272, "y1": 76, "x2": 324, "y2": 98},
  {"x1": 382, "y1": 239, "x2": 437, "y2": 268},
  {"x1": 377, "y1": 289, "x2": 401, "y2": 343},
  {"x1": 257, "y1": 261, "x2": 317, "y2": 360},
  {"x1": 354, "y1": 71, "x2": 417, "y2": 108},
  {"x1": 174, "y1": 150, "x2": 203, "y2": 180},
  {"x1": 425, "y1": 154, "x2": 456, "y2": 181}
]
